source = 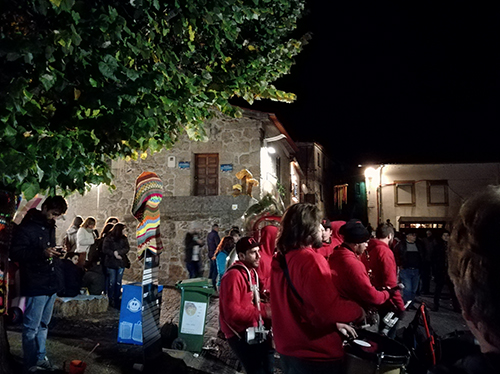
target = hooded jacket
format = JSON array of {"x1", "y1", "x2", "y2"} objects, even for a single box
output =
[
  {"x1": 219, "y1": 261, "x2": 269, "y2": 339},
  {"x1": 102, "y1": 235, "x2": 130, "y2": 269},
  {"x1": 271, "y1": 247, "x2": 363, "y2": 361},
  {"x1": 330, "y1": 221, "x2": 346, "y2": 248},
  {"x1": 361, "y1": 238, "x2": 405, "y2": 312},
  {"x1": 257, "y1": 225, "x2": 278, "y2": 291},
  {"x1": 9, "y1": 208, "x2": 62, "y2": 296},
  {"x1": 329, "y1": 244, "x2": 390, "y2": 309}
]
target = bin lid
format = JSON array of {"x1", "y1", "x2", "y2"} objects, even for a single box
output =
[{"x1": 175, "y1": 277, "x2": 214, "y2": 293}]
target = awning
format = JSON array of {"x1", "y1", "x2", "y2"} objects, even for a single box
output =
[{"x1": 398, "y1": 216, "x2": 451, "y2": 223}]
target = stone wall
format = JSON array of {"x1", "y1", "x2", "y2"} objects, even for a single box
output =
[{"x1": 58, "y1": 111, "x2": 273, "y2": 286}]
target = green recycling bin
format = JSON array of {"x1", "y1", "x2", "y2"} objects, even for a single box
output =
[{"x1": 173, "y1": 277, "x2": 214, "y2": 352}]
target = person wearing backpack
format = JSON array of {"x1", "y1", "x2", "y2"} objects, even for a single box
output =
[
  {"x1": 63, "y1": 216, "x2": 83, "y2": 252},
  {"x1": 270, "y1": 204, "x2": 364, "y2": 374},
  {"x1": 218, "y1": 237, "x2": 273, "y2": 374},
  {"x1": 76, "y1": 216, "x2": 96, "y2": 267}
]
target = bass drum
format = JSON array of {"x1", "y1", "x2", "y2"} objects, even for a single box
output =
[{"x1": 344, "y1": 330, "x2": 410, "y2": 374}]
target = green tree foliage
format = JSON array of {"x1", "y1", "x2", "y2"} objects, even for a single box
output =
[{"x1": 0, "y1": 0, "x2": 308, "y2": 200}]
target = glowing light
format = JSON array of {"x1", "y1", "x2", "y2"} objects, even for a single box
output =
[{"x1": 364, "y1": 167, "x2": 377, "y2": 179}]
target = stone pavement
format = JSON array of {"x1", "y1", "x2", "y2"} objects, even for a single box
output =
[{"x1": 5, "y1": 283, "x2": 472, "y2": 374}]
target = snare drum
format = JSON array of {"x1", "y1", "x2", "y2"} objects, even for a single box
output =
[{"x1": 343, "y1": 330, "x2": 410, "y2": 374}]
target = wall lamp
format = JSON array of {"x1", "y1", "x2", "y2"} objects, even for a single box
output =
[{"x1": 263, "y1": 134, "x2": 287, "y2": 154}]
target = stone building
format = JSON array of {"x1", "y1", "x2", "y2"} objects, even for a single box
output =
[
  {"x1": 295, "y1": 142, "x2": 334, "y2": 219},
  {"x1": 59, "y1": 109, "x2": 301, "y2": 286}
]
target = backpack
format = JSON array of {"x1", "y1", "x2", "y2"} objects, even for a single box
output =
[{"x1": 402, "y1": 302, "x2": 442, "y2": 373}]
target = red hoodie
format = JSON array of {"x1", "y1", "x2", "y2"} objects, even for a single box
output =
[
  {"x1": 329, "y1": 244, "x2": 390, "y2": 309},
  {"x1": 219, "y1": 261, "x2": 269, "y2": 339},
  {"x1": 330, "y1": 221, "x2": 346, "y2": 248},
  {"x1": 257, "y1": 225, "x2": 278, "y2": 291},
  {"x1": 270, "y1": 247, "x2": 363, "y2": 361},
  {"x1": 361, "y1": 239, "x2": 405, "y2": 312},
  {"x1": 316, "y1": 241, "x2": 334, "y2": 259}
]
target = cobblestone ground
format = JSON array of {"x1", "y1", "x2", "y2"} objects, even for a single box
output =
[
  {"x1": 159, "y1": 283, "x2": 471, "y2": 374},
  {"x1": 160, "y1": 287, "x2": 243, "y2": 372},
  {"x1": 5, "y1": 281, "x2": 471, "y2": 374}
]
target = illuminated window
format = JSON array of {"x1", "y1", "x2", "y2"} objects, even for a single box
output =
[
  {"x1": 427, "y1": 180, "x2": 449, "y2": 206},
  {"x1": 394, "y1": 181, "x2": 415, "y2": 206}
]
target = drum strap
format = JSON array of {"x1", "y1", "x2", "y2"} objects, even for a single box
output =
[{"x1": 278, "y1": 253, "x2": 304, "y2": 305}]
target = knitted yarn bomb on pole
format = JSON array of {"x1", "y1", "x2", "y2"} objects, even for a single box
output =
[{"x1": 131, "y1": 172, "x2": 164, "y2": 260}]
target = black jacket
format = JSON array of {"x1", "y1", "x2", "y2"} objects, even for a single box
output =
[
  {"x1": 431, "y1": 238, "x2": 449, "y2": 279},
  {"x1": 395, "y1": 239, "x2": 425, "y2": 269},
  {"x1": 9, "y1": 208, "x2": 62, "y2": 296},
  {"x1": 102, "y1": 235, "x2": 130, "y2": 269},
  {"x1": 58, "y1": 259, "x2": 84, "y2": 297}
]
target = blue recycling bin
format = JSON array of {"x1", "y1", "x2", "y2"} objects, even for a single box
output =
[{"x1": 118, "y1": 283, "x2": 163, "y2": 345}]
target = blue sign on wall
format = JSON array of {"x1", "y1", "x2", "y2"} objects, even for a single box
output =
[
  {"x1": 178, "y1": 161, "x2": 190, "y2": 169},
  {"x1": 220, "y1": 164, "x2": 233, "y2": 172}
]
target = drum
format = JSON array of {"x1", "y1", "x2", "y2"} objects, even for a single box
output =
[{"x1": 344, "y1": 330, "x2": 410, "y2": 374}]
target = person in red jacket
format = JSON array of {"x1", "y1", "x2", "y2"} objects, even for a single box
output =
[
  {"x1": 219, "y1": 237, "x2": 273, "y2": 374},
  {"x1": 329, "y1": 220, "x2": 391, "y2": 312},
  {"x1": 316, "y1": 218, "x2": 335, "y2": 259},
  {"x1": 257, "y1": 224, "x2": 278, "y2": 292},
  {"x1": 361, "y1": 223, "x2": 405, "y2": 337},
  {"x1": 270, "y1": 204, "x2": 363, "y2": 374}
]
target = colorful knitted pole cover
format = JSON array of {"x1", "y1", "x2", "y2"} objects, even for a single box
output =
[{"x1": 131, "y1": 171, "x2": 163, "y2": 260}]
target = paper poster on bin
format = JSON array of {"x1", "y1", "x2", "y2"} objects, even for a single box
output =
[
  {"x1": 118, "y1": 284, "x2": 143, "y2": 345},
  {"x1": 180, "y1": 301, "x2": 207, "y2": 335}
]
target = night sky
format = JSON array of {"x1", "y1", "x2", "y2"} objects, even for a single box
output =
[{"x1": 231, "y1": 2, "x2": 500, "y2": 166}]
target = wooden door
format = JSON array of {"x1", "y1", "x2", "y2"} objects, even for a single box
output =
[{"x1": 195, "y1": 154, "x2": 219, "y2": 196}]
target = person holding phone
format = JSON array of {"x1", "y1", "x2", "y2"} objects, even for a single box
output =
[{"x1": 10, "y1": 196, "x2": 68, "y2": 372}]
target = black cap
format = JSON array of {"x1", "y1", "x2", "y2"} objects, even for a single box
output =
[
  {"x1": 236, "y1": 236, "x2": 260, "y2": 254},
  {"x1": 340, "y1": 220, "x2": 371, "y2": 243}
]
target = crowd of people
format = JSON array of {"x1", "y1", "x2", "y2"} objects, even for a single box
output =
[
  {"x1": 216, "y1": 192, "x2": 500, "y2": 374},
  {"x1": 59, "y1": 214, "x2": 131, "y2": 308},
  {"x1": 9, "y1": 185, "x2": 500, "y2": 374}
]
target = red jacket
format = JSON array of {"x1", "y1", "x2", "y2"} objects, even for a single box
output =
[
  {"x1": 219, "y1": 261, "x2": 269, "y2": 339},
  {"x1": 257, "y1": 225, "x2": 278, "y2": 291},
  {"x1": 330, "y1": 221, "x2": 346, "y2": 248},
  {"x1": 361, "y1": 239, "x2": 405, "y2": 312},
  {"x1": 270, "y1": 247, "x2": 363, "y2": 361},
  {"x1": 316, "y1": 241, "x2": 334, "y2": 259},
  {"x1": 329, "y1": 244, "x2": 390, "y2": 309}
]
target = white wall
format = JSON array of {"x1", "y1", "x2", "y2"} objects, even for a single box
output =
[{"x1": 365, "y1": 163, "x2": 500, "y2": 229}]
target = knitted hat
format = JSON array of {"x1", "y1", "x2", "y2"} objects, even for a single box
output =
[
  {"x1": 131, "y1": 171, "x2": 164, "y2": 259},
  {"x1": 131, "y1": 171, "x2": 163, "y2": 219},
  {"x1": 340, "y1": 219, "x2": 371, "y2": 243}
]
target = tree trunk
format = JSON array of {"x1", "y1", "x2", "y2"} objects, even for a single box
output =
[{"x1": 0, "y1": 189, "x2": 17, "y2": 374}]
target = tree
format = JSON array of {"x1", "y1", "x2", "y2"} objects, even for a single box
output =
[
  {"x1": 0, "y1": 0, "x2": 308, "y2": 371},
  {"x1": 0, "y1": 0, "x2": 308, "y2": 200}
]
